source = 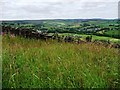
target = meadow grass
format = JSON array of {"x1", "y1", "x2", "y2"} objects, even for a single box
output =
[
  {"x1": 0, "y1": 35, "x2": 2, "y2": 89},
  {"x1": 2, "y1": 35, "x2": 120, "y2": 88}
]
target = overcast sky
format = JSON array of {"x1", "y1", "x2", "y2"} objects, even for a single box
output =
[{"x1": 0, "y1": 0, "x2": 119, "y2": 20}]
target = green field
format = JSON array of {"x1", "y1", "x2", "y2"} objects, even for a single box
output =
[
  {"x1": 2, "y1": 35, "x2": 120, "y2": 88},
  {"x1": 104, "y1": 30, "x2": 120, "y2": 37},
  {"x1": 58, "y1": 33, "x2": 120, "y2": 43}
]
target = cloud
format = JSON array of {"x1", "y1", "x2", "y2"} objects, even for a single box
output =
[{"x1": 1, "y1": 0, "x2": 119, "y2": 20}]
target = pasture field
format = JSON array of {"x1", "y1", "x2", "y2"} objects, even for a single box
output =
[
  {"x1": 58, "y1": 33, "x2": 120, "y2": 43},
  {"x1": 2, "y1": 35, "x2": 120, "y2": 88},
  {"x1": 103, "y1": 30, "x2": 120, "y2": 38}
]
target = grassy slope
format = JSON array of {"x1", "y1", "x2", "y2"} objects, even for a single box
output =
[
  {"x1": 104, "y1": 30, "x2": 120, "y2": 36},
  {"x1": 2, "y1": 35, "x2": 120, "y2": 88}
]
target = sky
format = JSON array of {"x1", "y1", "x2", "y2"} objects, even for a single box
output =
[{"x1": 0, "y1": 0, "x2": 119, "y2": 20}]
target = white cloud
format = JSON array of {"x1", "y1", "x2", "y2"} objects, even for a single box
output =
[{"x1": 1, "y1": 0, "x2": 119, "y2": 20}]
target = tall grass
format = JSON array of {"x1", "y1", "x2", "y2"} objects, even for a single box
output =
[
  {"x1": 0, "y1": 35, "x2": 2, "y2": 89},
  {"x1": 2, "y1": 35, "x2": 120, "y2": 88}
]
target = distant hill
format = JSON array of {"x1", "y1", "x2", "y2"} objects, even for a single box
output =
[
  {"x1": 1, "y1": 19, "x2": 119, "y2": 39},
  {"x1": 1, "y1": 18, "x2": 118, "y2": 25}
]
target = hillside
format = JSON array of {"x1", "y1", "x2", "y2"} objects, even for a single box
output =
[
  {"x1": 2, "y1": 19, "x2": 120, "y2": 39},
  {"x1": 2, "y1": 35, "x2": 119, "y2": 88}
]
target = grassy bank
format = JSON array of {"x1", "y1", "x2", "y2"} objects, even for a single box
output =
[{"x1": 2, "y1": 35, "x2": 120, "y2": 88}]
